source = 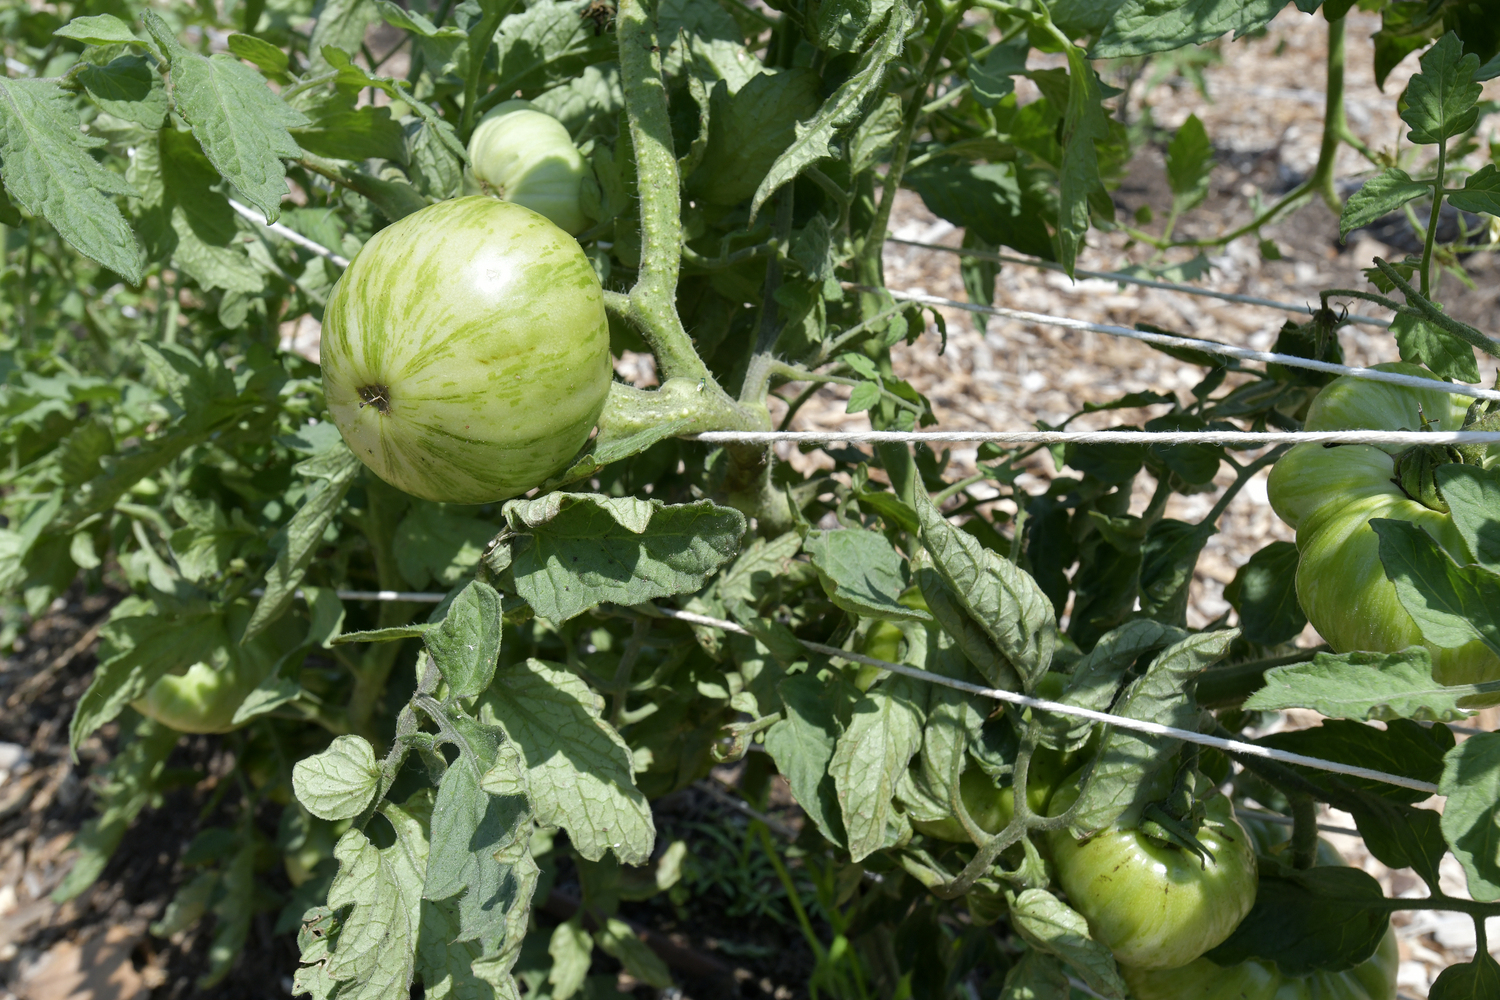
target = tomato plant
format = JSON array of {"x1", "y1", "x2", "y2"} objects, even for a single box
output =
[
  {"x1": 467, "y1": 100, "x2": 591, "y2": 235},
  {"x1": 2, "y1": 0, "x2": 1500, "y2": 993},
  {"x1": 320, "y1": 196, "x2": 613, "y2": 504}
]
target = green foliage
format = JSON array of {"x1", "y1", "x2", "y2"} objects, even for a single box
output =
[{"x1": 2, "y1": 0, "x2": 1500, "y2": 992}]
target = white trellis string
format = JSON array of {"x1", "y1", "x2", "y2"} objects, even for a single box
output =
[
  {"x1": 649, "y1": 607, "x2": 1441, "y2": 796},
  {"x1": 696, "y1": 429, "x2": 1500, "y2": 447},
  {"x1": 277, "y1": 588, "x2": 1452, "y2": 793},
  {"x1": 885, "y1": 237, "x2": 1396, "y2": 330},
  {"x1": 229, "y1": 199, "x2": 352, "y2": 268},
  {"x1": 263, "y1": 588, "x2": 446, "y2": 603},
  {"x1": 856, "y1": 283, "x2": 1500, "y2": 403},
  {"x1": 1233, "y1": 806, "x2": 1360, "y2": 838}
]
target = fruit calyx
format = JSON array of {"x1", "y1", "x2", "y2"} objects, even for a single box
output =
[{"x1": 357, "y1": 384, "x2": 392, "y2": 414}]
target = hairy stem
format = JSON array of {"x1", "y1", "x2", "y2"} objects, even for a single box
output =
[
  {"x1": 1421, "y1": 138, "x2": 1447, "y2": 296},
  {"x1": 1314, "y1": 16, "x2": 1349, "y2": 214},
  {"x1": 859, "y1": 0, "x2": 973, "y2": 283},
  {"x1": 616, "y1": 0, "x2": 715, "y2": 387}
]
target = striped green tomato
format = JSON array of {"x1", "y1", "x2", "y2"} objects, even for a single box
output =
[
  {"x1": 1266, "y1": 362, "x2": 1500, "y2": 685},
  {"x1": 320, "y1": 197, "x2": 611, "y2": 505},
  {"x1": 467, "y1": 101, "x2": 589, "y2": 235}
]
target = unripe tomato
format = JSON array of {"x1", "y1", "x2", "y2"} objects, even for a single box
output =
[
  {"x1": 320, "y1": 197, "x2": 612, "y2": 504},
  {"x1": 1266, "y1": 362, "x2": 1500, "y2": 685},
  {"x1": 1047, "y1": 785, "x2": 1258, "y2": 969},
  {"x1": 285, "y1": 817, "x2": 347, "y2": 887},
  {"x1": 1119, "y1": 920, "x2": 1398, "y2": 1000},
  {"x1": 912, "y1": 769, "x2": 1016, "y2": 842},
  {"x1": 467, "y1": 101, "x2": 589, "y2": 235},
  {"x1": 131, "y1": 605, "x2": 278, "y2": 734}
]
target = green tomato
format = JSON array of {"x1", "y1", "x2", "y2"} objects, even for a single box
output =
[
  {"x1": 467, "y1": 100, "x2": 589, "y2": 235},
  {"x1": 912, "y1": 769, "x2": 1017, "y2": 842},
  {"x1": 320, "y1": 197, "x2": 612, "y2": 504},
  {"x1": 1120, "y1": 923, "x2": 1398, "y2": 1000},
  {"x1": 1266, "y1": 362, "x2": 1500, "y2": 685},
  {"x1": 285, "y1": 817, "x2": 348, "y2": 887},
  {"x1": 1048, "y1": 786, "x2": 1258, "y2": 969},
  {"x1": 131, "y1": 613, "x2": 278, "y2": 734}
]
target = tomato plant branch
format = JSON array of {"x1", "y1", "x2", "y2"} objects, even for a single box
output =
[
  {"x1": 608, "y1": 615, "x2": 650, "y2": 728},
  {"x1": 616, "y1": 0, "x2": 715, "y2": 388},
  {"x1": 458, "y1": 0, "x2": 518, "y2": 142},
  {"x1": 1420, "y1": 139, "x2": 1447, "y2": 296},
  {"x1": 1313, "y1": 15, "x2": 1350, "y2": 214},
  {"x1": 765, "y1": 362, "x2": 925, "y2": 417},
  {"x1": 859, "y1": 0, "x2": 972, "y2": 284},
  {"x1": 816, "y1": 302, "x2": 911, "y2": 364},
  {"x1": 1289, "y1": 793, "x2": 1318, "y2": 869},
  {"x1": 1371, "y1": 258, "x2": 1500, "y2": 356}
]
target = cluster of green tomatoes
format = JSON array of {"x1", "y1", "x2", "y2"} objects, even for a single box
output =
[{"x1": 130, "y1": 97, "x2": 1499, "y2": 1000}]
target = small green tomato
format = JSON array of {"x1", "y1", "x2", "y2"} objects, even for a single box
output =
[{"x1": 467, "y1": 100, "x2": 589, "y2": 235}]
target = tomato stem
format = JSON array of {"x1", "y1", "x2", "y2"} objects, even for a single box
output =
[{"x1": 616, "y1": 0, "x2": 714, "y2": 388}]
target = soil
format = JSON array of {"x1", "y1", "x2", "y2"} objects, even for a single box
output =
[{"x1": 7, "y1": 5, "x2": 1500, "y2": 999}]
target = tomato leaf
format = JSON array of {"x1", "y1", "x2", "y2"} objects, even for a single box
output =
[
  {"x1": 1069, "y1": 629, "x2": 1235, "y2": 831},
  {"x1": 423, "y1": 714, "x2": 536, "y2": 956},
  {"x1": 914, "y1": 487, "x2": 1057, "y2": 689},
  {"x1": 689, "y1": 70, "x2": 821, "y2": 207},
  {"x1": 1204, "y1": 864, "x2": 1389, "y2": 975},
  {"x1": 53, "y1": 13, "x2": 143, "y2": 45},
  {"x1": 1400, "y1": 32, "x2": 1482, "y2": 145},
  {"x1": 1430, "y1": 952, "x2": 1500, "y2": 1000},
  {"x1": 1224, "y1": 540, "x2": 1307, "y2": 646},
  {"x1": 1246, "y1": 648, "x2": 1478, "y2": 722},
  {"x1": 305, "y1": 799, "x2": 428, "y2": 1000},
  {"x1": 78, "y1": 54, "x2": 169, "y2": 129},
  {"x1": 830, "y1": 674, "x2": 925, "y2": 861},
  {"x1": 903, "y1": 160, "x2": 1059, "y2": 261},
  {"x1": 0, "y1": 77, "x2": 143, "y2": 282},
  {"x1": 1257, "y1": 718, "x2": 1453, "y2": 803},
  {"x1": 69, "y1": 597, "x2": 224, "y2": 750},
  {"x1": 292, "y1": 735, "x2": 381, "y2": 821},
  {"x1": 1373, "y1": 517, "x2": 1500, "y2": 658},
  {"x1": 502, "y1": 493, "x2": 745, "y2": 623},
  {"x1": 747, "y1": 0, "x2": 911, "y2": 222},
  {"x1": 424, "y1": 580, "x2": 503, "y2": 700},
  {"x1": 142, "y1": 12, "x2": 309, "y2": 222},
  {"x1": 1448, "y1": 163, "x2": 1500, "y2": 216},
  {"x1": 1041, "y1": 619, "x2": 1186, "y2": 752},
  {"x1": 245, "y1": 443, "x2": 363, "y2": 642},
  {"x1": 1436, "y1": 464, "x2": 1500, "y2": 574},
  {"x1": 596, "y1": 917, "x2": 673, "y2": 988},
  {"x1": 1440, "y1": 732, "x2": 1500, "y2": 902},
  {"x1": 763, "y1": 672, "x2": 850, "y2": 847},
  {"x1": 805, "y1": 528, "x2": 930, "y2": 622},
  {"x1": 1339, "y1": 167, "x2": 1431, "y2": 239},
  {"x1": 1164, "y1": 114, "x2": 1213, "y2": 213},
  {"x1": 479, "y1": 658, "x2": 654, "y2": 864},
  {"x1": 1008, "y1": 888, "x2": 1128, "y2": 999},
  {"x1": 1056, "y1": 49, "x2": 1111, "y2": 276},
  {"x1": 1093, "y1": 0, "x2": 1288, "y2": 58},
  {"x1": 1391, "y1": 312, "x2": 1481, "y2": 383},
  {"x1": 1137, "y1": 518, "x2": 1209, "y2": 623}
]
